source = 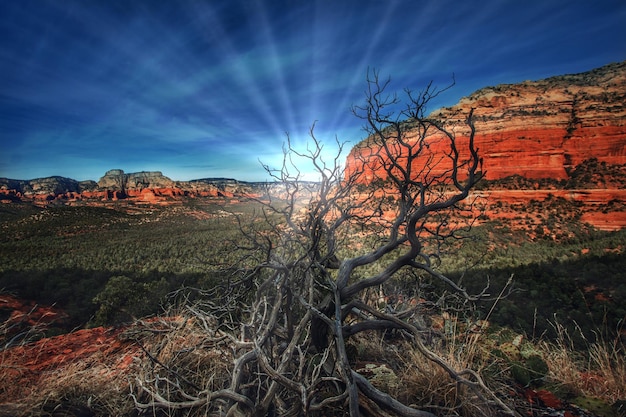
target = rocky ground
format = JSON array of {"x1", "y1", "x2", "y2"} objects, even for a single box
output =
[{"x1": 1, "y1": 295, "x2": 623, "y2": 417}]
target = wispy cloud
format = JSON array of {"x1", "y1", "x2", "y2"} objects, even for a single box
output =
[{"x1": 1, "y1": 0, "x2": 624, "y2": 180}]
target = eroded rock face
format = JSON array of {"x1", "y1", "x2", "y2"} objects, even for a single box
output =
[
  {"x1": 0, "y1": 177, "x2": 98, "y2": 197},
  {"x1": 97, "y1": 169, "x2": 175, "y2": 189},
  {"x1": 346, "y1": 61, "x2": 626, "y2": 182},
  {"x1": 343, "y1": 62, "x2": 626, "y2": 231},
  {"x1": 1, "y1": 63, "x2": 624, "y2": 230},
  {"x1": 0, "y1": 172, "x2": 282, "y2": 208}
]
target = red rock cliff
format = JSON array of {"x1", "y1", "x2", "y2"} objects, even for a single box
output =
[{"x1": 345, "y1": 61, "x2": 626, "y2": 183}]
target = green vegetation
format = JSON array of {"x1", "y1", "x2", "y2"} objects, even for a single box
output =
[
  {"x1": 473, "y1": 158, "x2": 626, "y2": 190},
  {"x1": 1, "y1": 197, "x2": 624, "y2": 346},
  {"x1": 435, "y1": 221, "x2": 626, "y2": 345},
  {"x1": 0, "y1": 202, "x2": 252, "y2": 329}
]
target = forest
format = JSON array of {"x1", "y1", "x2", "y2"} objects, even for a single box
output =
[{"x1": 1, "y1": 191, "x2": 624, "y2": 345}]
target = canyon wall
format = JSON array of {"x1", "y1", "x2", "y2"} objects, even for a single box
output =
[
  {"x1": 345, "y1": 61, "x2": 626, "y2": 182},
  {"x1": 344, "y1": 62, "x2": 626, "y2": 231},
  {"x1": 1, "y1": 63, "x2": 624, "y2": 229}
]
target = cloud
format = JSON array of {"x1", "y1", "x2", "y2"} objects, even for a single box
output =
[{"x1": 1, "y1": 0, "x2": 625, "y2": 181}]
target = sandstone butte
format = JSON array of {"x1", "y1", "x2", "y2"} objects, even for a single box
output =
[
  {"x1": 345, "y1": 61, "x2": 626, "y2": 230},
  {"x1": 346, "y1": 61, "x2": 626, "y2": 181},
  {"x1": 0, "y1": 62, "x2": 625, "y2": 231},
  {"x1": 0, "y1": 171, "x2": 245, "y2": 204}
]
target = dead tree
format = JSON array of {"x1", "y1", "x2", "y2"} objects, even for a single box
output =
[{"x1": 133, "y1": 72, "x2": 517, "y2": 417}]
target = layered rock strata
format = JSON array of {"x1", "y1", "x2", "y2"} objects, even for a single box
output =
[
  {"x1": 344, "y1": 62, "x2": 626, "y2": 231},
  {"x1": 346, "y1": 61, "x2": 626, "y2": 182}
]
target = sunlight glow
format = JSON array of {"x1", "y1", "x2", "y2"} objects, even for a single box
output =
[{"x1": 1, "y1": 0, "x2": 624, "y2": 181}]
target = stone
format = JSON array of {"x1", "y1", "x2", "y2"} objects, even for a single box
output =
[{"x1": 346, "y1": 62, "x2": 626, "y2": 183}]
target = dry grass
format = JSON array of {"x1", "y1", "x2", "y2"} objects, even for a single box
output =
[
  {"x1": 35, "y1": 360, "x2": 135, "y2": 416},
  {"x1": 127, "y1": 315, "x2": 236, "y2": 416},
  {"x1": 540, "y1": 321, "x2": 626, "y2": 403},
  {"x1": 0, "y1": 341, "x2": 138, "y2": 416},
  {"x1": 0, "y1": 315, "x2": 235, "y2": 417},
  {"x1": 348, "y1": 316, "x2": 509, "y2": 417},
  {"x1": 4, "y1": 309, "x2": 623, "y2": 417},
  {"x1": 397, "y1": 336, "x2": 511, "y2": 416}
]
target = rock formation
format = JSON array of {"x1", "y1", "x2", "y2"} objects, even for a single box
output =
[
  {"x1": 346, "y1": 61, "x2": 626, "y2": 182},
  {"x1": 0, "y1": 171, "x2": 270, "y2": 204},
  {"x1": 97, "y1": 169, "x2": 175, "y2": 190},
  {"x1": 1, "y1": 62, "x2": 624, "y2": 230},
  {"x1": 343, "y1": 62, "x2": 626, "y2": 231},
  {"x1": 0, "y1": 176, "x2": 98, "y2": 196}
]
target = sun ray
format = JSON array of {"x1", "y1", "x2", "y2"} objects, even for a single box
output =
[{"x1": 1, "y1": 1, "x2": 624, "y2": 180}]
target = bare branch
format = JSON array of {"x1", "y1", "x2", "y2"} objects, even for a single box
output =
[{"x1": 130, "y1": 72, "x2": 515, "y2": 417}]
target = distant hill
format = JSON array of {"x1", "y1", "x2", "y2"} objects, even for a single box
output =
[
  {"x1": 2, "y1": 62, "x2": 625, "y2": 229},
  {"x1": 0, "y1": 169, "x2": 270, "y2": 202}
]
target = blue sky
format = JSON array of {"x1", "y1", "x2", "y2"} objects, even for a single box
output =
[{"x1": 1, "y1": 0, "x2": 625, "y2": 181}]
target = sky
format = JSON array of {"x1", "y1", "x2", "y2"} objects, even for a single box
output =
[{"x1": 1, "y1": 0, "x2": 625, "y2": 182}]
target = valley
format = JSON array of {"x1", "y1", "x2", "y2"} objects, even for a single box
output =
[{"x1": 1, "y1": 61, "x2": 625, "y2": 417}]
